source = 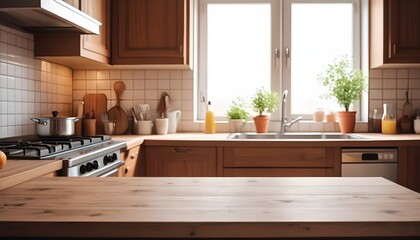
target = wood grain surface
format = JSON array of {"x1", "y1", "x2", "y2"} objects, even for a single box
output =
[
  {"x1": 0, "y1": 160, "x2": 62, "y2": 191},
  {"x1": 0, "y1": 177, "x2": 419, "y2": 238},
  {"x1": 83, "y1": 93, "x2": 107, "y2": 134},
  {"x1": 107, "y1": 81, "x2": 128, "y2": 134}
]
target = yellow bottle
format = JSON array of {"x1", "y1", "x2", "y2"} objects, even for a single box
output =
[
  {"x1": 205, "y1": 101, "x2": 216, "y2": 134},
  {"x1": 381, "y1": 103, "x2": 397, "y2": 134}
]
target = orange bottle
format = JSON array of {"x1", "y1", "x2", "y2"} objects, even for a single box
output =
[{"x1": 205, "y1": 101, "x2": 216, "y2": 134}]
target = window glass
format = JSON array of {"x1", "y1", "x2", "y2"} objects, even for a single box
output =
[
  {"x1": 289, "y1": 3, "x2": 355, "y2": 117},
  {"x1": 199, "y1": 2, "x2": 273, "y2": 119}
]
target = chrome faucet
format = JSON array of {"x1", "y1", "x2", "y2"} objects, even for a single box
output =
[{"x1": 280, "y1": 90, "x2": 303, "y2": 133}]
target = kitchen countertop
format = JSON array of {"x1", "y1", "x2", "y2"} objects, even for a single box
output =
[
  {"x1": 2, "y1": 132, "x2": 420, "y2": 191},
  {"x1": 0, "y1": 160, "x2": 62, "y2": 191},
  {"x1": 0, "y1": 177, "x2": 419, "y2": 239}
]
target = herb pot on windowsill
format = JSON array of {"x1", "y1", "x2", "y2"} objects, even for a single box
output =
[
  {"x1": 251, "y1": 88, "x2": 279, "y2": 133},
  {"x1": 318, "y1": 56, "x2": 366, "y2": 133},
  {"x1": 226, "y1": 98, "x2": 249, "y2": 133}
]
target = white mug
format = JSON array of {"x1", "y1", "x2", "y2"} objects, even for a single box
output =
[
  {"x1": 414, "y1": 118, "x2": 420, "y2": 134},
  {"x1": 137, "y1": 120, "x2": 153, "y2": 135},
  {"x1": 155, "y1": 118, "x2": 169, "y2": 135},
  {"x1": 166, "y1": 110, "x2": 181, "y2": 134}
]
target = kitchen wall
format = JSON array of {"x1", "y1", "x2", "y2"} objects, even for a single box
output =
[
  {"x1": 1, "y1": 24, "x2": 420, "y2": 136},
  {"x1": 0, "y1": 25, "x2": 73, "y2": 138},
  {"x1": 72, "y1": 67, "x2": 420, "y2": 133}
]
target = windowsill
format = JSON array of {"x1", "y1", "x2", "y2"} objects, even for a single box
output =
[{"x1": 193, "y1": 119, "x2": 369, "y2": 133}]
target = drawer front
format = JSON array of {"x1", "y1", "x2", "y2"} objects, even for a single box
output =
[
  {"x1": 224, "y1": 168, "x2": 331, "y2": 177},
  {"x1": 119, "y1": 145, "x2": 140, "y2": 177},
  {"x1": 145, "y1": 147, "x2": 217, "y2": 177},
  {"x1": 224, "y1": 147, "x2": 332, "y2": 168}
]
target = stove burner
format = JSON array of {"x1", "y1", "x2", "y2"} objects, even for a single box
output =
[{"x1": 0, "y1": 135, "x2": 111, "y2": 159}]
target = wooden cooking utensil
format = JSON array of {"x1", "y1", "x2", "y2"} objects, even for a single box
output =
[
  {"x1": 107, "y1": 81, "x2": 128, "y2": 134},
  {"x1": 83, "y1": 94, "x2": 108, "y2": 134}
]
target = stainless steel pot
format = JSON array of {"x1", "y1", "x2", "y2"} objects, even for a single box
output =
[{"x1": 31, "y1": 111, "x2": 80, "y2": 136}]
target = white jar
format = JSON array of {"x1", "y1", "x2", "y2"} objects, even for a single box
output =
[{"x1": 414, "y1": 117, "x2": 420, "y2": 134}]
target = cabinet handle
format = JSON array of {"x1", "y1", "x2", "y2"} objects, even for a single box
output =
[
  {"x1": 393, "y1": 44, "x2": 396, "y2": 55},
  {"x1": 274, "y1": 48, "x2": 279, "y2": 68},
  {"x1": 179, "y1": 45, "x2": 183, "y2": 55},
  {"x1": 130, "y1": 152, "x2": 137, "y2": 159},
  {"x1": 174, "y1": 147, "x2": 192, "y2": 153}
]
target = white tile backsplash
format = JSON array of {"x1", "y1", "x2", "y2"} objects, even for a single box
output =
[{"x1": 0, "y1": 25, "x2": 72, "y2": 138}]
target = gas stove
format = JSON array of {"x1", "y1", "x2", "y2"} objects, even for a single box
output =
[{"x1": 0, "y1": 135, "x2": 126, "y2": 177}]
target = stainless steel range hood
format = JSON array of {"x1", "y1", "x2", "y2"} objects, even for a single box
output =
[{"x1": 0, "y1": 0, "x2": 100, "y2": 34}]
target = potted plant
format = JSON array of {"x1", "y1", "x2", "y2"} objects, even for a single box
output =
[
  {"x1": 226, "y1": 98, "x2": 249, "y2": 133},
  {"x1": 318, "y1": 56, "x2": 366, "y2": 133},
  {"x1": 251, "y1": 87, "x2": 279, "y2": 133}
]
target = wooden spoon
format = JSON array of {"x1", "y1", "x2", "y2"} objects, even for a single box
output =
[{"x1": 107, "y1": 81, "x2": 129, "y2": 134}]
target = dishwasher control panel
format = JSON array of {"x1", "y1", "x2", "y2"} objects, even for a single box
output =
[{"x1": 342, "y1": 148, "x2": 398, "y2": 163}]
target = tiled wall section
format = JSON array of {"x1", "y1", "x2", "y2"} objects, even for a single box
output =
[
  {"x1": 369, "y1": 68, "x2": 420, "y2": 118},
  {"x1": 72, "y1": 69, "x2": 198, "y2": 132},
  {"x1": 0, "y1": 25, "x2": 73, "y2": 138},
  {"x1": 73, "y1": 67, "x2": 420, "y2": 133}
]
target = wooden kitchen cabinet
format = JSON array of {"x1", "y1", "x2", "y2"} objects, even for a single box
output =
[
  {"x1": 35, "y1": 0, "x2": 110, "y2": 69},
  {"x1": 145, "y1": 146, "x2": 217, "y2": 177},
  {"x1": 370, "y1": 0, "x2": 420, "y2": 68},
  {"x1": 111, "y1": 0, "x2": 190, "y2": 66},
  {"x1": 406, "y1": 147, "x2": 420, "y2": 193},
  {"x1": 119, "y1": 145, "x2": 140, "y2": 177},
  {"x1": 223, "y1": 147, "x2": 338, "y2": 177}
]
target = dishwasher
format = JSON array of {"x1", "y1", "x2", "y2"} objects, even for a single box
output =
[{"x1": 341, "y1": 148, "x2": 398, "y2": 183}]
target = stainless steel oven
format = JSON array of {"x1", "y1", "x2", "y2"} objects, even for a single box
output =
[
  {"x1": 0, "y1": 135, "x2": 126, "y2": 177},
  {"x1": 341, "y1": 148, "x2": 398, "y2": 183}
]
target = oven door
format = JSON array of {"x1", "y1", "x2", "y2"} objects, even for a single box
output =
[{"x1": 99, "y1": 167, "x2": 120, "y2": 177}]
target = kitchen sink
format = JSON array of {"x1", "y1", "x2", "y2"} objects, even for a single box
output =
[{"x1": 227, "y1": 132, "x2": 363, "y2": 140}]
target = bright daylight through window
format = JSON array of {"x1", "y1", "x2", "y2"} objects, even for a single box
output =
[{"x1": 197, "y1": 0, "x2": 363, "y2": 121}]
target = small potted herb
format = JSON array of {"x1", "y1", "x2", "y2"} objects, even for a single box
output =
[
  {"x1": 318, "y1": 56, "x2": 366, "y2": 133},
  {"x1": 226, "y1": 98, "x2": 249, "y2": 133},
  {"x1": 251, "y1": 87, "x2": 279, "y2": 133}
]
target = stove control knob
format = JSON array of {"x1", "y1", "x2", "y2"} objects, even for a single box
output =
[
  {"x1": 103, "y1": 156, "x2": 109, "y2": 165},
  {"x1": 80, "y1": 164, "x2": 86, "y2": 174},
  {"x1": 86, "y1": 162, "x2": 93, "y2": 172},
  {"x1": 112, "y1": 153, "x2": 118, "y2": 161},
  {"x1": 93, "y1": 160, "x2": 99, "y2": 169}
]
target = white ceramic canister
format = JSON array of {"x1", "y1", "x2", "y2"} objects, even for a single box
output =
[
  {"x1": 414, "y1": 116, "x2": 420, "y2": 134},
  {"x1": 166, "y1": 110, "x2": 181, "y2": 134}
]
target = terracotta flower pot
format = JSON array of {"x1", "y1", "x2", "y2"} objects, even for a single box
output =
[
  {"x1": 336, "y1": 111, "x2": 356, "y2": 133},
  {"x1": 253, "y1": 115, "x2": 270, "y2": 133}
]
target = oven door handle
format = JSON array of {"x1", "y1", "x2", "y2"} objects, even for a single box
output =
[{"x1": 100, "y1": 167, "x2": 119, "y2": 177}]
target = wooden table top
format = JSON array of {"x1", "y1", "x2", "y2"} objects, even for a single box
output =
[{"x1": 0, "y1": 177, "x2": 419, "y2": 238}]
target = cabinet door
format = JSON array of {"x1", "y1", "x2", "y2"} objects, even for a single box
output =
[
  {"x1": 119, "y1": 145, "x2": 140, "y2": 177},
  {"x1": 407, "y1": 147, "x2": 420, "y2": 193},
  {"x1": 385, "y1": 0, "x2": 420, "y2": 63},
  {"x1": 81, "y1": 0, "x2": 111, "y2": 62},
  {"x1": 34, "y1": 0, "x2": 110, "y2": 67},
  {"x1": 112, "y1": 0, "x2": 189, "y2": 65},
  {"x1": 145, "y1": 147, "x2": 217, "y2": 177}
]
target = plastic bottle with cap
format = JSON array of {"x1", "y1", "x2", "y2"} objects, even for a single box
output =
[{"x1": 205, "y1": 101, "x2": 216, "y2": 134}]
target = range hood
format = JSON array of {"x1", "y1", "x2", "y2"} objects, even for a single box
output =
[{"x1": 0, "y1": 0, "x2": 100, "y2": 34}]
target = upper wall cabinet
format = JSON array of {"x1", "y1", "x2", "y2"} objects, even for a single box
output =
[
  {"x1": 34, "y1": 0, "x2": 110, "y2": 69},
  {"x1": 111, "y1": 0, "x2": 190, "y2": 67},
  {"x1": 370, "y1": 0, "x2": 420, "y2": 68}
]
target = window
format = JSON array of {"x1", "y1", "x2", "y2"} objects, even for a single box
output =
[
  {"x1": 197, "y1": 0, "x2": 280, "y2": 120},
  {"x1": 197, "y1": 0, "x2": 364, "y2": 121},
  {"x1": 283, "y1": 0, "x2": 362, "y2": 120}
]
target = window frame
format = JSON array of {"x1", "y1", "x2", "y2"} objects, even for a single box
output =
[
  {"x1": 282, "y1": 0, "x2": 363, "y2": 121},
  {"x1": 196, "y1": 0, "x2": 281, "y2": 121},
  {"x1": 195, "y1": 0, "x2": 367, "y2": 122}
]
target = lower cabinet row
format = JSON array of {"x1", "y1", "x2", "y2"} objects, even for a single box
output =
[
  {"x1": 143, "y1": 146, "x2": 339, "y2": 177},
  {"x1": 120, "y1": 145, "x2": 420, "y2": 193}
]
